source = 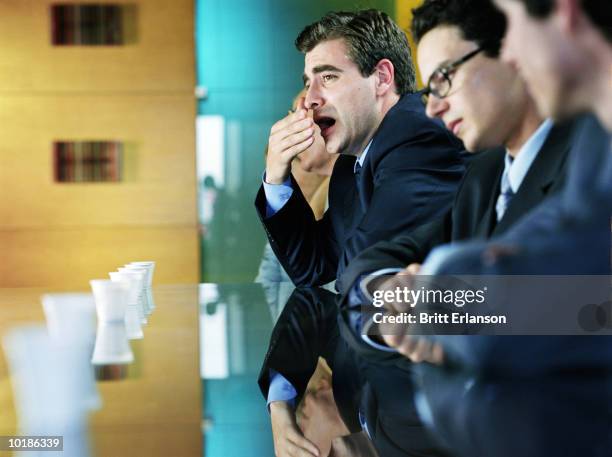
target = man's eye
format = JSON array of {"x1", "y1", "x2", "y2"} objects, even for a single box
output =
[{"x1": 322, "y1": 74, "x2": 337, "y2": 83}]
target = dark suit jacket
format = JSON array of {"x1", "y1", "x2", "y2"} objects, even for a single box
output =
[
  {"x1": 410, "y1": 115, "x2": 612, "y2": 457},
  {"x1": 255, "y1": 93, "x2": 465, "y2": 287},
  {"x1": 414, "y1": 362, "x2": 612, "y2": 457},
  {"x1": 258, "y1": 287, "x2": 448, "y2": 457},
  {"x1": 421, "y1": 115, "x2": 610, "y2": 279},
  {"x1": 427, "y1": 115, "x2": 612, "y2": 373},
  {"x1": 338, "y1": 120, "x2": 574, "y2": 294}
]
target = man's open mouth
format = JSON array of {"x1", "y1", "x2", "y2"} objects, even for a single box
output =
[{"x1": 314, "y1": 116, "x2": 336, "y2": 138}]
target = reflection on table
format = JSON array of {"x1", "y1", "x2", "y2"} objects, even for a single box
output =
[
  {"x1": 0, "y1": 285, "x2": 201, "y2": 457},
  {"x1": 0, "y1": 283, "x2": 286, "y2": 457},
  {"x1": 199, "y1": 283, "x2": 278, "y2": 456}
]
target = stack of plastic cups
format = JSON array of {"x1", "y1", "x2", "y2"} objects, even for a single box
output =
[
  {"x1": 117, "y1": 266, "x2": 148, "y2": 322},
  {"x1": 41, "y1": 293, "x2": 101, "y2": 411},
  {"x1": 89, "y1": 279, "x2": 133, "y2": 366},
  {"x1": 126, "y1": 261, "x2": 155, "y2": 313},
  {"x1": 109, "y1": 271, "x2": 144, "y2": 340},
  {"x1": 2, "y1": 326, "x2": 92, "y2": 457}
]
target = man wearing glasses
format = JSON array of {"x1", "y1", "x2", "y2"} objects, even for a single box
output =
[
  {"x1": 374, "y1": 0, "x2": 611, "y2": 454},
  {"x1": 338, "y1": 0, "x2": 576, "y2": 322}
]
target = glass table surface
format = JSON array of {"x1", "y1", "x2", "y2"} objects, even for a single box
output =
[{"x1": 0, "y1": 283, "x2": 283, "y2": 457}]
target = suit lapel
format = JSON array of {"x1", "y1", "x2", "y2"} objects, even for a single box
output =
[
  {"x1": 493, "y1": 122, "x2": 572, "y2": 235},
  {"x1": 476, "y1": 159, "x2": 505, "y2": 238},
  {"x1": 332, "y1": 156, "x2": 363, "y2": 231}
]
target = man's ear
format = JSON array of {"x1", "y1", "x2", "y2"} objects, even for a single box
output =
[{"x1": 374, "y1": 59, "x2": 396, "y2": 96}]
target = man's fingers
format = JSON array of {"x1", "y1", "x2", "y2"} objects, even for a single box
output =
[
  {"x1": 397, "y1": 335, "x2": 419, "y2": 358},
  {"x1": 392, "y1": 337, "x2": 445, "y2": 365},
  {"x1": 287, "y1": 433, "x2": 320, "y2": 456},
  {"x1": 406, "y1": 338, "x2": 432, "y2": 363},
  {"x1": 381, "y1": 332, "x2": 404, "y2": 349},
  {"x1": 429, "y1": 342, "x2": 445, "y2": 365},
  {"x1": 271, "y1": 110, "x2": 309, "y2": 135},
  {"x1": 270, "y1": 110, "x2": 305, "y2": 135},
  {"x1": 405, "y1": 263, "x2": 421, "y2": 275},
  {"x1": 279, "y1": 136, "x2": 315, "y2": 161},
  {"x1": 272, "y1": 118, "x2": 314, "y2": 144},
  {"x1": 380, "y1": 273, "x2": 416, "y2": 313},
  {"x1": 482, "y1": 243, "x2": 520, "y2": 266},
  {"x1": 277, "y1": 127, "x2": 314, "y2": 153}
]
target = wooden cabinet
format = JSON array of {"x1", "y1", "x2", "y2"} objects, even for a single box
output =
[{"x1": 0, "y1": 0, "x2": 198, "y2": 287}]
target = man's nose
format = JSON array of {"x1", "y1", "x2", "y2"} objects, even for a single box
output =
[
  {"x1": 425, "y1": 95, "x2": 449, "y2": 120},
  {"x1": 304, "y1": 83, "x2": 323, "y2": 110}
]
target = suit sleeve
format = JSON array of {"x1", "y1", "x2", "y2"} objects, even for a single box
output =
[
  {"x1": 337, "y1": 211, "x2": 452, "y2": 295},
  {"x1": 255, "y1": 176, "x2": 341, "y2": 287},
  {"x1": 257, "y1": 288, "x2": 339, "y2": 402}
]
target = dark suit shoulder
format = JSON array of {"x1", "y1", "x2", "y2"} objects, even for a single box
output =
[
  {"x1": 462, "y1": 148, "x2": 506, "y2": 180},
  {"x1": 451, "y1": 147, "x2": 505, "y2": 219},
  {"x1": 366, "y1": 92, "x2": 465, "y2": 168}
]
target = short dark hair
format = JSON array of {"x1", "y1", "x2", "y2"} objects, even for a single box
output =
[
  {"x1": 412, "y1": 0, "x2": 507, "y2": 57},
  {"x1": 295, "y1": 10, "x2": 416, "y2": 96},
  {"x1": 513, "y1": 0, "x2": 612, "y2": 43}
]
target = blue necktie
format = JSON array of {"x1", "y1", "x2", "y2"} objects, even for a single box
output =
[
  {"x1": 496, "y1": 166, "x2": 514, "y2": 221},
  {"x1": 354, "y1": 160, "x2": 366, "y2": 212}
]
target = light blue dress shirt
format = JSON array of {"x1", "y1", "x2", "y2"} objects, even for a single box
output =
[
  {"x1": 262, "y1": 141, "x2": 373, "y2": 218},
  {"x1": 505, "y1": 119, "x2": 553, "y2": 195}
]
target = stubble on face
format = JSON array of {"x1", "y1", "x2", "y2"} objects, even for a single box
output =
[{"x1": 304, "y1": 39, "x2": 381, "y2": 157}]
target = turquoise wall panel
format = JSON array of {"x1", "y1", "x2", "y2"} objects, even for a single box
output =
[{"x1": 196, "y1": 0, "x2": 395, "y2": 283}]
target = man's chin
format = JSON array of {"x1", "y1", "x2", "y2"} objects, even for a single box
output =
[
  {"x1": 459, "y1": 132, "x2": 482, "y2": 154},
  {"x1": 324, "y1": 138, "x2": 341, "y2": 155}
]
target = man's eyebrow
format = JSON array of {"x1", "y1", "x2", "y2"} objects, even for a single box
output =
[
  {"x1": 434, "y1": 59, "x2": 454, "y2": 72},
  {"x1": 424, "y1": 60, "x2": 452, "y2": 81},
  {"x1": 313, "y1": 64, "x2": 343, "y2": 74},
  {"x1": 303, "y1": 65, "x2": 344, "y2": 85}
]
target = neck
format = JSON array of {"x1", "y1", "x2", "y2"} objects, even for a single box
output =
[
  {"x1": 578, "y1": 29, "x2": 612, "y2": 132},
  {"x1": 354, "y1": 92, "x2": 401, "y2": 158},
  {"x1": 506, "y1": 99, "x2": 544, "y2": 158},
  {"x1": 591, "y1": 56, "x2": 612, "y2": 132}
]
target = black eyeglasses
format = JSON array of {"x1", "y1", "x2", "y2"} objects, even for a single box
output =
[{"x1": 421, "y1": 47, "x2": 483, "y2": 105}]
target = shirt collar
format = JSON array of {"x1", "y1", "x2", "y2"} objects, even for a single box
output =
[
  {"x1": 354, "y1": 140, "x2": 373, "y2": 174},
  {"x1": 504, "y1": 119, "x2": 554, "y2": 193}
]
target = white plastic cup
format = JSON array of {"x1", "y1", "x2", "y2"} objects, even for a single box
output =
[
  {"x1": 2, "y1": 326, "x2": 92, "y2": 438},
  {"x1": 109, "y1": 271, "x2": 145, "y2": 337},
  {"x1": 89, "y1": 279, "x2": 130, "y2": 324},
  {"x1": 41, "y1": 293, "x2": 101, "y2": 411},
  {"x1": 127, "y1": 261, "x2": 156, "y2": 287},
  {"x1": 91, "y1": 322, "x2": 134, "y2": 365},
  {"x1": 117, "y1": 267, "x2": 149, "y2": 321},
  {"x1": 41, "y1": 293, "x2": 97, "y2": 345},
  {"x1": 126, "y1": 262, "x2": 156, "y2": 313}
]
